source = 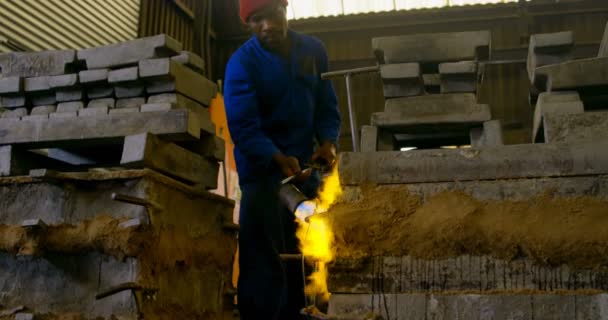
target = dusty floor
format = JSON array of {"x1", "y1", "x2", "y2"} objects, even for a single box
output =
[{"x1": 328, "y1": 185, "x2": 608, "y2": 269}]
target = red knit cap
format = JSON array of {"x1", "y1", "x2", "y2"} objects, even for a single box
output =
[{"x1": 240, "y1": 0, "x2": 288, "y2": 22}]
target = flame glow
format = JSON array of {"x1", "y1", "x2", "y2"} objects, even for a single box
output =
[{"x1": 295, "y1": 165, "x2": 342, "y2": 301}]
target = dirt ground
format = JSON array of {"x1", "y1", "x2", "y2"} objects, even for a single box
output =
[{"x1": 328, "y1": 185, "x2": 608, "y2": 269}]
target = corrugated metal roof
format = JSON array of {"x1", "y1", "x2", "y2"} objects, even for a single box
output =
[
  {"x1": 287, "y1": 0, "x2": 519, "y2": 20},
  {"x1": 0, "y1": 0, "x2": 140, "y2": 52}
]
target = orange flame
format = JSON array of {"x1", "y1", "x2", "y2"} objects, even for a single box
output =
[{"x1": 295, "y1": 165, "x2": 342, "y2": 301}]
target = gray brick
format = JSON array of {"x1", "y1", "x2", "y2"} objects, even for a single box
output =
[
  {"x1": 439, "y1": 61, "x2": 477, "y2": 74},
  {"x1": 373, "y1": 30, "x2": 491, "y2": 64},
  {"x1": 115, "y1": 84, "x2": 145, "y2": 98},
  {"x1": 0, "y1": 95, "x2": 26, "y2": 108},
  {"x1": 0, "y1": 76, "x2": 22, "y2": 94},
  {"x1": 55, "y1": 88, "x2": 83, "y2": 102},
  {"x1": 0, "y1": 108, "x2": 26, "y2": 118},
  {"x1": 109, "y1": 107, "x2": 139, "y2": 114},
  {"x1": 533, "y1": 295, "x2": 575, "y2": 320},
  {"x1": 78, "y1": 107, "x2": 109, "y2": 117},
  {"x1": 116, "y1": 97, "x2": 146, "y2": 109},
  {"x1": 88, "y1": 98, "x2": 115, "y2": 109},
  {"x1": 141, "y1": 103, "x2": 173, "y2": 113},
  {"x1": 24, "y1": 76, "x2": 51, "y2": 92},
  {"x1": 79, "y1": 69, "x2": 109, "y2": 83},
  {"x1": 0, "y1": 50, "x2": 76, "y2": 77},
  {"x1": 146, "y1": 79, "x2": 176, "y2": 94},
  {"x1": 108, "y1": 66, "x2": 139, "y2": 83},
  {"x1": 48, "y1": 74, "x2": 78, "y2": 88},
  {"x1": 15, "y1": 313, "x2": 34, "y2": 320},
  {"x1": 148, "y1": 93, "x2": 180, "y2": 104},
  {"x1": 50, "y1": 111, "x2": 77, "y2": 119},
  {"x1": 172, "y1": 50, "x2": 205, "y2": 73},
  {"x1": 57, "y1": 101, "x2": 84, "y2": 113},
  {"x1": 139, "y1": 58, "x2": 217, "y2": 106},
  {"x1": 31, "y1": 105, "x2": 57, "y2": 115},
  {"x1": 22, "y1": 114, "x2": 49, "y2": 121},
  {"x1": 77, "y1": 34, "x2": 182, "y2": 69},
  {"x1": 87, "y1": 86, "x2": 114, "y2": 99},
  {"x1": 31, "y1": 93, "x2": 57, "y2": 106}
]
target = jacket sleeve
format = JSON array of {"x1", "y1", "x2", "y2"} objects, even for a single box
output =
[
  {"x1": 314, "y1": 44, "x2": 341, "y2": 146},
  {"x1": 224, "y1": 55, "x2": 280, "y2": 169}
]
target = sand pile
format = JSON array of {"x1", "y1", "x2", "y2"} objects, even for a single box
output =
[{"x1": 328, "y1": 185, "x2": 608, "y2": 268}]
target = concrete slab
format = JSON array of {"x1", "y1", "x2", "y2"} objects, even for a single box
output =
[
  {"x1": 0, "y1": 108, "x2": 26, "y2": 118},
  {"x1": 50, "y1": 111, "x2": 77, "y2": 119},
  {"x1": 79, "y1": 69, "x2": 109, "y2": 84},
  {"x1": 329, "y1": 254, "x2": 608, "y2": 294},
  {"x1": 88, "y1": 98, "x2": 115, "y2": 109},
  {"x1": 114, "y1": 83, "x2": 145, "y2": 98},
  {"x1": 0, "y1": 50, "x2": 76, "y2": 77},
  {"x1": 535, "y1": 57, "x2": 608, "y2": 91},
  {"x1": 77, "y1": 34, "x2": 182, "y2": 69},
  {"x1": 172, "y1": 50, "x2": 205, "y2": 74},
  {"x1": 108, "y1": 66, "x2": 139, "y2": 83},
  {"x1": 0, "y1": 109, "x2": 200, "y2": 148},
  {"x1": 55, "y1": 88, "x2": 83, "y2": 102},
  {"x1": 0, "y1": 76, "x2": 22, "y2": 94},
  {"x1": 21, "y1": 114, "x2": 49, "y2": 122},
  {"x1": 116, "y1": 97, "x2": 146, "y2": 109},
  {"x1": 360, "y1": 125, "x2": 378, "y2": 152},
  {"x1": 470, "y1": 120, "x2": 503, "y2": 148},
  {"x1": 57, "y1": 101, "x2": 84, "y2": 113},
  {"x1": 372, "y1": 30, "x2": 491, "y2": 64},
  {"x1": 121, "y1": 133, "x2": 218, "y2": 189},
  {"x1": 544, "y1": 111, "x2": 608, "y2": 143},
  {"x1": 78, "y1": 106, "x2": 108, "y2": 117},
  {"x1": 380, "y1": 63, "x2": 423, "y2": 97},
  {"x1": 532, "y1": 92, "x2": 584, "y2": 142},
  {"x1": 141, "y1": 103, "x2": 172, "y2": 113},
  {"x1": 48, "y1": 74, "x2": 78, "y2": 88},
  {"x1": 338, "y1": 139, "x2": 608, "y2": 185},
  {"x1": 439, "y1": 61, "x2": 478, "y2": 93},
  {"x1": 328, "y1": 294, "x2": 608, "y2": 320},
  {"x1": 24, "y1": 76, "x2": 50, "y2": 92},
  {"x1": 146, "y1": 93, "x2": 214, "y2": 134},
  {"x1": 139, "y1": 58, "x2": 218, "y2": 106},
  {"x1": 600, "y1": 21, "x2": 608, "y2": 58},
  {"x1": 87, "y1": 86, "x2": 114, "y2": 99},
  {"x1": 109, "y1": 107, "x2": 140, "y2": 114},
  {"x1": 31, "y1": 105, "x2": 56, "y2": 115},
  {"x1": 31, "y1": 93, "x2": 57, "y2": 106},
  {"x1": 0, "y1": 95, "x2": 26, "y2": 108},
  {"x1": 372, "y1": 94, "x2": 491, "y2": 130},
  {"x1": 527, "y1": 31, "x2": 574, "y2": 84}
]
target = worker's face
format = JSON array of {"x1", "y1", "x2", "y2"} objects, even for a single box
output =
[{"x1": 247, "y1": 4, "x2": 288, "y2": 51}]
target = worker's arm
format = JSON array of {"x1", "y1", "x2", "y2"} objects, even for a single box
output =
[
  {"x1": 224, "y1": 56, "x2": 301, "y2": 176},
  {"x1": 312, "y1": 44, "x2": 341, "y2": 165}
]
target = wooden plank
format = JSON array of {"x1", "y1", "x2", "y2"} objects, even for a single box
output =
[
  {"x1": 121, "y1": 133, "x2": 218, "y2": 190},
  {"x1": 0, "y1": 110, "x2": 201, "y2": 148}
]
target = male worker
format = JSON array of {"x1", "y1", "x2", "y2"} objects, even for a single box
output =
[{"x1": 224, "y1": 0, "x2": 341, "y2": 318}]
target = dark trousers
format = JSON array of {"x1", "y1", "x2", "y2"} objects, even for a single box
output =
[{"x1": 238, "y1": 176, "x2": 319, "y2": 320}]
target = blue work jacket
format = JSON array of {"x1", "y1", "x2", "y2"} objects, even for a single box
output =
[{"x1": 224, "y1": 30, "x2": 341, "y2": 185}]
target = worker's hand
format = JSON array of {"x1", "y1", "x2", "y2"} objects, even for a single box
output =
[
  {"x1": 273, "y1": 153, "x2": 310, "y2": 183},
  {"x1": 312, "y1": 141, "x2": 337, "y2": 167}
]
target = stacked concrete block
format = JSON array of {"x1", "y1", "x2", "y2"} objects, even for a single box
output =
[
  {"x1": 528, "y1": 24, "x2": 608, "y2": 144},
  {"x1": 532, "y1": 91, "x2": 584, "y2": 142},
  {"x1": 366, "y1": 30, "x2": 497, "y2": 150},
  {"x1": 527, "y1": 31, "x2": 574, "y2": 87},
  {"x1": 0, "y1": 35, "x2": 233, "y2": 319}
]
